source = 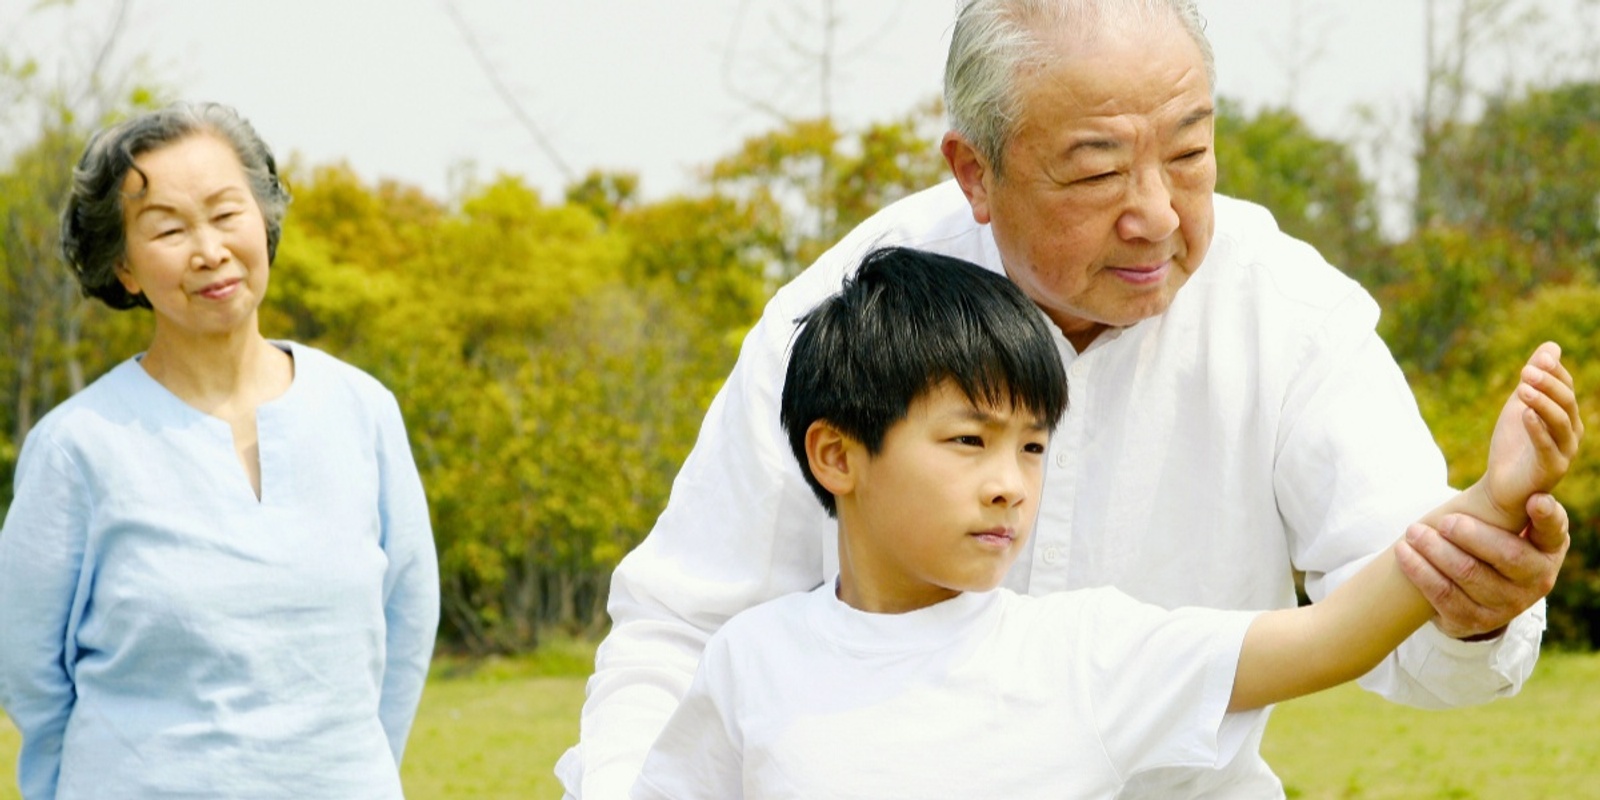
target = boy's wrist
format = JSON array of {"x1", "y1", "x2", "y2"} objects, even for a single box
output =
[{"x1": 1459, "y1": 480, "x2": 1528, "y2": 534}]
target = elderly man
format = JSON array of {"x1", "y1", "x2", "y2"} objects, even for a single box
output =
[{"x1": 559, "y1": 1, "x2": 1574, "y2": 796}]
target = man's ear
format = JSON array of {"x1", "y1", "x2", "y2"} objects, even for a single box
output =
[
  {"x1": 941, "y1": 130, "x2": 994, "y2": 225},
  {"x1": 805, "y1": 420, "x2": 857, "y2": 498}
]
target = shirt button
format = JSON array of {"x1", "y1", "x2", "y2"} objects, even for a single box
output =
[
  {"x1": 1041, "y1": 546, "x2": 1063, "y2": 565},
  {"x1": 1055, "y1": 451, "x2": 1069, "y2": 468}
]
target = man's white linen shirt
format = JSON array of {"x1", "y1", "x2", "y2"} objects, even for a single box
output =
[
  {"x1": 566, "y1": 180, "x2": 1545, "y2": 798},
  {"x1": 0, "y1": 342, "x2": 439, "y2": 799},
  {"x1": 634, "y1": 584, "x2": 1263, "y2": 800}
]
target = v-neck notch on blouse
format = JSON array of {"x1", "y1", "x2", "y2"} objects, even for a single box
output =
[{"x1": 127, "y1": 340, "x2": 304, "y2": 506}]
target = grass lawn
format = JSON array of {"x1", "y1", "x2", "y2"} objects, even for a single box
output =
[
  {"x1": 2, "y1": 649, "x2": 1596, "y2": 798},
  {"x1": 1263, "y1": 649, "x2": 1600, "y2": 799}
]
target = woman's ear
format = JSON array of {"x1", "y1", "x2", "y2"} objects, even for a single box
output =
[
  {"x1": 806, "y1": 420, "x2": 857, "y2": 498},
  {"x1": 114, "y1": 260, "x2": 141, "y2": 296}
]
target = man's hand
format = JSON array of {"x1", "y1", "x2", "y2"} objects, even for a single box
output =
[{"x1": 1397, "y1": 493, "x2": 1571, "y2": 640}]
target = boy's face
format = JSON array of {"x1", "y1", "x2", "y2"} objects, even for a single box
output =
[{"x1": 836, "y1": 381, "x2": 1050, "y2": 613}]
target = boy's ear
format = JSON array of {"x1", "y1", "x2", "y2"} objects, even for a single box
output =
[{"x1": 805, "y1": 420, "x2": 857, "y2": 497}]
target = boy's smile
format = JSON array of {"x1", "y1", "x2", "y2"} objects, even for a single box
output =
[{"x1": 823, "y1": 380, "x2": 1050, "y2": 614}]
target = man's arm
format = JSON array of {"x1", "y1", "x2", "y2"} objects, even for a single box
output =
[
  {"x1": 1274, "y1": 293, "x2": 1557, "y2": 709},
  {"x1": 1235, "y1": 344, "x2": 1580, "y2": 712},
  {"x1": 565, "y1": 248, "x2": 874, "y2": 798}
]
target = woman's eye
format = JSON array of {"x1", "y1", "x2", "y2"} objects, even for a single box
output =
[{"x1": 1176, "y1": 148, "x2": 1208, "y2": 161}]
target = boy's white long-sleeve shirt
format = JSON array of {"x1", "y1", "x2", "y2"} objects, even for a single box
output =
[
  {"x1": 563, "y1": 181, "x2": 1544, "y2": 799},
  {"x1": 634, "y1": 583, "x2": 1264, "y2": 800}
]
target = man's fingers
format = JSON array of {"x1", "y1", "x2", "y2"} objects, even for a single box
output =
[
  {"x1": 1412, "y1": 517, "x2": 1515, "y2": 595},
  {"x1": 1395, "y1": 532, "x2": 1456, "y2": 610},
  {"x1": 1395, "y1": 530, "x2": 1496, "y2": 638},
  {"x1": 1523, "y1": 493, "x2": 1572, "y2": 557}
]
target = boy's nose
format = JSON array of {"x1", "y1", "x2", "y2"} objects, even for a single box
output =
[{"x1": 984, "y1": 461, "x2": 1028, "y2": 508}]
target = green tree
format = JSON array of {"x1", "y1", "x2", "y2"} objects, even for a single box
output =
[
  {"x1": 1373, "y1": 224, "x2": 1538, "y2": 374},
  {"x1": 1426, "y1": 81, "x2": 1600, "y2": 276},
  {"x1": 273, "y1": 166, "x2": 751, "y2": 653},
  {"x1": 1213, "y1": 98, "x2": 1384, "y2": 285},
  {"x1": 705, "y1": 100, "x2": 946, "y2": 281}
]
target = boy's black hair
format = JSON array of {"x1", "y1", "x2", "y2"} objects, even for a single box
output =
[{"x1": 780, "y1": 246, "x2": 1069, "y2": 515}]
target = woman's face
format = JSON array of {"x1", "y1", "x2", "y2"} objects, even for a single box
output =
[{"x1": 115, "y1": 133, "x2": 271, "y2": 343}]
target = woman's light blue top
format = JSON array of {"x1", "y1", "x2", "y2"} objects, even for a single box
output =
[{"x1": 0, "y1": 342, "x2": 439, "y2": 799}]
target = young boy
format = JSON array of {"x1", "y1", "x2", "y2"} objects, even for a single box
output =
[{"x1": 632, "y1": 247, "x2": 1579, "y2": 799}]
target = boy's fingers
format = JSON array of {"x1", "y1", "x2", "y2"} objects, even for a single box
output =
[
  {"x1": 1536, "y1": 343, "x2": 1575, "y2": 391},
  {"x1": 1519, "y1": 366, "x2": 1583, "y2": 452},
  {"x1": 1519, "y1": 386, "x2": 1578, "y2": 458},
  {"x1": 1521, "y1": 408, "x2": 1562, "y2": 464}
]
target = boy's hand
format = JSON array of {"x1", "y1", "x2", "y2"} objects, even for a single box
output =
[{"x1": 1479, "y1": 342, "x2": 1583, "y2": 529}]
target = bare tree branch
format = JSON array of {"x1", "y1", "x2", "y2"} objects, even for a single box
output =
[{"x1": 437, "y1": 0, "x2": 575, "y2": 184}]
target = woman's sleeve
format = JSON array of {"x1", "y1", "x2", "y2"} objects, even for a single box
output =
[
  {"x1": 0, "y1": 433, "x2": 92, "y2": 800},
  {"x1": 372, "y1": 390, "x2": 440, "y2": 764}
]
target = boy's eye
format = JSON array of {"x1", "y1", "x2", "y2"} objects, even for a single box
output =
[
  {"x1": 1023, "y1": 442, "x2": 1046, "y2": 455},
  {"x1": 952, "y1": 435, "x2": 984, "y2": 447}
]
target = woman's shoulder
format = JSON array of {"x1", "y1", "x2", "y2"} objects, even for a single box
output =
[
  {"x1": 16, "y1": 358, "x2": 151, "y2": 475},
  {"x1": 27, "y1": 358, "x2": 145, "y2": 437},
  {"x1": 282, "y1": 341, "x2": 398, "y2": 404}
]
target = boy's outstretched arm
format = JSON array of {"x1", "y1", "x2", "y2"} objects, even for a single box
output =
[{"x1": 1230, "y1": 343, "x2": 1583, "y2": 712}]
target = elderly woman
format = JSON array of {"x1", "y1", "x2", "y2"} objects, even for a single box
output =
[{"x1": 0, "y1": 102, "x2": 439, "y2": 798}]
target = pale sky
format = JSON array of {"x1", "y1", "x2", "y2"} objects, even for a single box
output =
[{"x1": 3, "y1": 0, "x2": 1594, "y2": 213}]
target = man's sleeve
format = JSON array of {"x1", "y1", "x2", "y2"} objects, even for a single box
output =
[
  {"x1": 563, "y1": 261, "x2": 854, "y2": 799},
  {"x1": 1274, "y1": 289, "x2": 1540, "y2": 709},
  {"x1": 629, "y1": 635, "x2": 744, "y2": 800},
  {"x1": 0, "y1": 433, "x2": 91, "y2": 800}
]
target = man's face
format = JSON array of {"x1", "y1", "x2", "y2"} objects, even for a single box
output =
[{"x1": 944, "y1": 16, "x2": 1217, "y2": 347}]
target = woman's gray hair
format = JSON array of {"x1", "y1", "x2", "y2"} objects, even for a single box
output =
[
  {"x1": 944, "y1": 0, "x2": 1214, "y2": 179},
  {"x1": 59, "y1": 101, "x2": 291, "y2": 310}
]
